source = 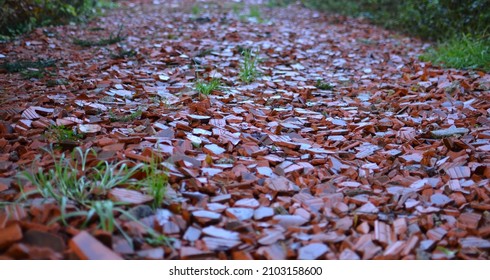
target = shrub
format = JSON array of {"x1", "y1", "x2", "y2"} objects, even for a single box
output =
[
  {"x1": 302, "y1": 0, "x2": 490, "y2": 40},
  {"x1": 0, "y1": 0, "x2": 113, "y2": 37}
]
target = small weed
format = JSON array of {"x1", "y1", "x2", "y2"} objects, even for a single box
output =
[
  {"x1": 46, "y1": 78, "x2": 69, "y2": 87},
  {"x1": 249, "y1": 5, "x2": 263, "y2": 22},
  {"x1": 19, "y1": 147, "x2": 144, "y2": 205},
  {"x1": 109, "y1": 109, "x2": 142, "y2": 122},
  {"x1": 239, "y1": 49, "x2": 260, "y2": 83},
  {"x1": 0, "y1": 59, "x2": 56, "y2": 73},
  {"x1": 315, "y1": 79, "x2": 334, "y2": 90},
  {"x1": 139, "y1": 156, "x2": 168, "y2": 209},
  {"x1": 21, "y1": 69, "x2": 45, "y2": 79},
  {"x1": 73, "y1": 25, "x2": 126, "y2": 47},
  {"x1": 195, "y1": 78, "x2": 222, "y2": 95},
  {"x1": 110, "y1": 49, "x2": 137, "y2": 59},
  {"x1": 420, "y1": 35, "x2": 490, "y2": 71},
  {"x1": 191, "y1": 5, "x2": 201, "y2": 16},
  {"x1": 45, "y1": 125, "x2": 83, "y2": 142},
  {"x1": 266, "y1": 0, "x2": 294, "y2": 7},
  {"x1": 231, "y1": 3, "x2": 244, "y2": 15},
  {"x1": 196, "y1": 48, "x2": 213, "y2": 57},
  {"x1": 145, "y1": 232, "x2": 172, "y2": 247}
]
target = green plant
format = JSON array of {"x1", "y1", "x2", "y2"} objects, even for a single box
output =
[
  {"x1": 46, "y1": 78, "x2": 69, "y2": 87},
  {"x1": 0, "y1": 0, "x2": 116, "y2": 38},
  {"x1": 248, "y1": 5, "x2": 263, "y2": 22},
  {"x1": 195, "y1": 78, "x2": 222, "y2": 95},
  {"x1": 420, "y1": 35, "x2": 490, "y2": 71},
  {"x1": 19, "y1": 147, "x2": 96, "y2": 205},
  {"x1": 19, "y1": 147, "x2": 143, "y2": 205},
  {"x1": 0, "y1": 59, "x2": 56, "y2": 73},
  {"x1": 267, "y1": 0, "x2": 295, "y2": 7},
  {"x1": 73, "y1": 25, "x2": 126, "y2": 47},
  {"x1": 315, "y1": 79, "x2": 334, "y2": 90},
  {"x1": 239, "y1": 49, "x2": 260, "y2": 83},
  {"x1": 139, "y1": 157, "x2": 168, "y2": 210},
  {"x1": 110, "y1": 48, "x2": 137, "y2": 59},
  {"x1": 45, "y1": 125, "x2": 82, "y2": 142},
  {"x1": 109, "y1": 109, "x2": 143, "y2": 122},
  {"x1": 191, "y1": 4, "x2": 201, "y2": 16}
]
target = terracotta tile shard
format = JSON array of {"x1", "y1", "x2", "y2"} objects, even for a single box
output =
[
  {"x1": 459, "y1": 237, "x2": 490, "y2": 249},
  {"x1": 458, "y1": 212, "x2": 481, "y2": 230},
  {"x1": 225, "y1": 208, "x2": 254, "y2": 221},
  {"x1": 203, "y1": 237, "x2": 241, "y2": 251},
  {"x1": 108, "y1": 188, "x2": 153, "y2": 204},
  {"x1": 23, "y1": 230, "x2": 66, "y2": 253},
  {"x1": 264, "y1": 176, "x2": 299, "y2": 193},
  {"x1": 0, "y1": 224, "x2": 23, "y2": 250},
  {"x1": 180, "y1": 247, "x2": 213, "y2": 259},
  {"x1": 137, "y1": 248, "x2": 164, "y2": 259},
  {"x1": 69, "y1": 231, "x2": 122, "y2": 260},
  {"x1": 232, "y1": 251, "x2": 254, "y2": 260},
  {"x1": 446, "y1": 166, "x2": 471, "y2": 179},
  {"x1": 356, "y1": 202, "x2": 379, "y2": 214},
  {"x1": 273, "y1": 215, "x2": 308, "y2": 228},
  {"x1": 202, "y1": 226, "x2": 239, "y2": 240},
  {"x1": 78, "y1": 124, "x2": 101, "y2": 134},
  {"x1": 192, "y1": 210, "x2": 221, "y2": 224},
  {"x1": 203, "y1": 144, "x2": 226, "y2": 155},
  {"x1": 183, "y1": 226, "x2": 201, "y2": 242},
  {"x1": 298, "y1": 243, "x2": 329, "y2": 260},
  {"x1": 0, "y1": 177, "x2": 12, "y2": 192},
  {"x1": 374, "y1": 221, "x2": 392, "y2": 246},
  {"x1": 354, "y1": 235, "x2": 381, "y2": 260},
  {"x1": 339, "y1": 248, "x2": 360, "y2": 260},
  {"x1": 258, "y1": 230, "x2": 285, "y2": 245},
  {"x1": 430, "y1": 193, "x2": 452, "y2": 207},
  {"x1": 426, "y1": 227, "x2": 447, "y2": 241},
  {"x1": 393, "y1": 218, "x2": 407, "y2": 237},
  {"x1": 401, "y1": 235, "x2": 419, "y2": 256},
  {"x1": 254, "y1": 207, "x2": 274, "y2": 220},
  {"x1": 257, "y1": 243, "x2": 287, "y2": 260},
  {"x1": 383, "y1": 241, "x2": 405, "y2": 259},
  {"x1": 234, "y1": 198, "x2": 260, "y2": 209}
]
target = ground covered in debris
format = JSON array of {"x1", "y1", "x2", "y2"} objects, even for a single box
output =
[{"x1": 0, "y1": 0, "x2": 489, "y2": 260}]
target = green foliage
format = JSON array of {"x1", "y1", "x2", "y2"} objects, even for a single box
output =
[
  {"x1": 420, "y1": 35, "x2": 490, "y2": 71},
  {"x1": 302, "y1": 0, "x2": 490, "y2": 41},
  {"x1": 266, "y1": 0, "x2": 295, "y2": 7},
  {"x1": 191, "y1": 4, "x2": 201, "y2": 16},
  {"x1": 0, "y1": 59, "x2": 56, "y2": 73},
  {"x1": 19, "y1": 147, "x2": 143, "y2": 205},
  {"x1": 0, "y1": 0, "x2": 116, "y2": 37},
  {"x1": 139, "y1": 156, "x2": 168, "y2": 210},
  {"x1": 315, "y1": 79, "x2": 334, "y2": 90},
  {"x1": 110, "y1": 48, "x2": 137, "y2": 59},
  {"x1": 73, "y1": 25, "x2": 125, "y2": 47},
  {"x1": 195, "y1": 78, "x2": 222, "y2": 95},
  {"x1": 248, "y1": 5, "x2": 263, "y2": 23},
  {"x1": 239, "y1": 49, "x2": 260, "y2": 84},
  {"x1": 303, "y1": 0, "x2": 490, "y2": 70},
  {"x1": 109, "y1": 109, "x2": 143, "y2": 122},
  {"x1": 45, "y1": 125, "x2": 83, "y2": 142}
]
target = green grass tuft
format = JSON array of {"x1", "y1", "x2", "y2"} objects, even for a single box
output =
[
  {"x1": 420, "y1": 35, "x2": 490, "y2": 71},
  {"x1": 239, "y1": 49, "x2": 260, "y2": 83},
  {"x1": 195, "y1": 78, "x2": 222, "y2": 95},
  {"x1": 109, "y1": 109, "x2": 142, "y2": 122},
  {"x1": 315, "y1": 79, "x2": 334, "y2": 90},
  {"x1": 74, "y1": 26, "x2": 126, "y2": 47},
  {"x1": 45, "y1": 125, "x2": 83, "y2": 142}
]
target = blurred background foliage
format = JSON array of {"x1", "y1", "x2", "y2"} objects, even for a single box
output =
[{"x1": 0, "y1": 0, "x2": 116, "y2": 38}]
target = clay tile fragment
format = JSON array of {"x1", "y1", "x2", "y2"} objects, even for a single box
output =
[{"x1": 69, "y1": 231, "x2": 122, "y2": 260}]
